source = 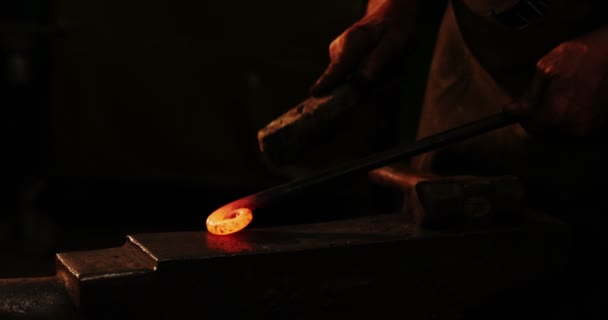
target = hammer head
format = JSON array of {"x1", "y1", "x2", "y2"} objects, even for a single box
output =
[{"x1": 257, "y1": 83, "x2": 362, "y2": 165}]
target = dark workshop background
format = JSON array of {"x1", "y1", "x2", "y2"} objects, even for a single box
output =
[{"x1": 1, "y1": 0, "x2": 447, "y2": 278}]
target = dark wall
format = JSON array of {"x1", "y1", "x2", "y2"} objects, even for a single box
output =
[{"x1": 51, "y1": 0, "x2": 368, "y2": 188}]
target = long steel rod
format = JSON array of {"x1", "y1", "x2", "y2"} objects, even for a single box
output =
[{"x1": 242, "y1": 111, "x2": 518, "y2": 205}]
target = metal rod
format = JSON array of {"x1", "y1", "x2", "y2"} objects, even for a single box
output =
[{"x1": 243, "y1": 111, "x2": 518, "y2": 205}]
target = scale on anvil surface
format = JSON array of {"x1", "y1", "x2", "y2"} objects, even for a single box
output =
[{"x1": 1, "y1": 82, "x2": 571, "y2": 320}]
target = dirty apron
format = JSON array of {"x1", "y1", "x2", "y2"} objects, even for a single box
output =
[
  {"x1": 412, "y1": 0, "x2": 605, "y2": 217},
  {"x1": 410, "y1": 1, "x2": 606, "y2": 314}
]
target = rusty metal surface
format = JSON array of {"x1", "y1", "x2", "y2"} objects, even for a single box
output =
[
  {"x1": 55, "y1": 243, "x2": 157, "y2": 307},
  {"x1": 258, "y1": 83, "x2": 362, "y2": 164},
  {"x1": 369, "y1": 166, "x2": 525, "y2": 228},
  {"x1": 416, "y1": 176, "x2": 525, "y2": 227},
  {"x1": 57, "y1": 244, "x2": 157, "y2": 281},
  {"x1": 46, "y1": 212, "x2": 570, "y2": 320}
]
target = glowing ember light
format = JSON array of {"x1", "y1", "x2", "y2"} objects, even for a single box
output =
[{"x1": 206, "y1": 206, "x2": 253, "y2": 235}]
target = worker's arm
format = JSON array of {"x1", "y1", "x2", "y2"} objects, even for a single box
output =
[
  {"x1": 509, "y1": 25, "x2": 608, "y2": 138},
  {"x1": 310, "y1": 0, "x2": 419, "y2": 96}
]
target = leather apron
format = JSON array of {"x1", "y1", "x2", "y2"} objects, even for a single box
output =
[{"x1": 411, "y1": 0, "x2": 605, "y2": 216}]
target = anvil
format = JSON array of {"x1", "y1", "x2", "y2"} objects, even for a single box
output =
[{"x1": 1, "y1": 208, "x2": 569, "y2": 320}]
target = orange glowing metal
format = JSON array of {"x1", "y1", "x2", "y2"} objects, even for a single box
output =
[{"x1": 206, "y1": 200, "x2": 255, "y2": 235}]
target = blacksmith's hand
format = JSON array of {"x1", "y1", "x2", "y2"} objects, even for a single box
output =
[
  {"x1": 508, "y1": 26, "x2": 608, "y2": 138},
  {"x1": 310, "y1": 0, "x2": 418, "y2": 97}
]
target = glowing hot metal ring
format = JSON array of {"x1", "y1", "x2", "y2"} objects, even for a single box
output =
[{"x1": 206, "y1": 207, "x2": 253, "y2": 235}]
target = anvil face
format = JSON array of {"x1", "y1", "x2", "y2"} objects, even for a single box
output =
[
  {"x1": 50, "y1": 215, "x2": 566, "y2": 319},
  {"x1": 22, "y1": 212, "x2": 568, "y2": 320}
]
